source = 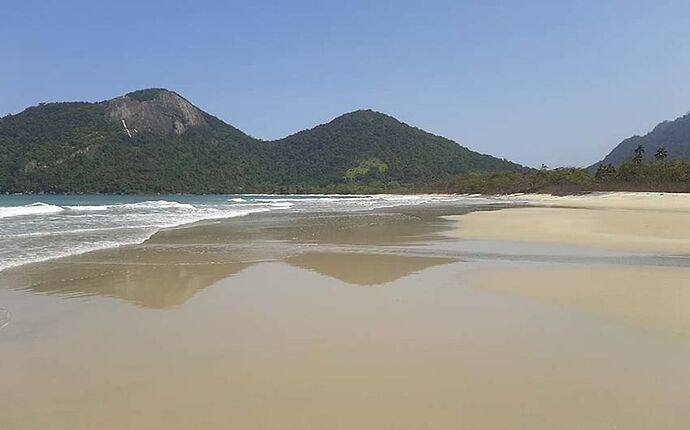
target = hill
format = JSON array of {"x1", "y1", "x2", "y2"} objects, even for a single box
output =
[
  {"x1": 0, "y1": 88, "x2": 522, "y2": 193},
  {"x1": 592, "y1": 111, "x2": 690, "y2": 168}
]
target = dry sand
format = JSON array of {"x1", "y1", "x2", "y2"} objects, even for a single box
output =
[
  {"x1": 495, "y1": 191, "x2": 690, "y2": 211},
  {"x1": 448, "y1": 192, "x2": 690, "y2": 253}
]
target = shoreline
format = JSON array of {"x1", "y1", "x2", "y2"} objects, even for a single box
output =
[
  {"x1": 6, "y1": 190, "x2": 690, "y2": 274},
  {"x1": 4, "y1": 193, "x2": 690, "y2": 429},
  {"x1": 0, "y1": 207, "x2": 271, "y2": 274},
  {"x1": 0, "y1": 194, "x2": 511, "y2": 274}
]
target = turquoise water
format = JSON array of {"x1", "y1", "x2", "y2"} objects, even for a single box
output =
[{"x1": 0, "y1": 194, "x2": 504, "y2": 271}]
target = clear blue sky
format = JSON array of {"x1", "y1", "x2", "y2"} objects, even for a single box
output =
[{"x1": 3, "y1": 0, "x2": 690, "y2": 167}]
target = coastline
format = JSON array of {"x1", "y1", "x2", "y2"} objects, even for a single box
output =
[
  {"x1": 3, "y1": 195, "x2": 690, "y2": 429},
  {"x1": 0, "y1": 194, "x2": 504, "y2": 274},
  {"x1": 5, "y1": 190, "x2": 690, "y2": 273}
]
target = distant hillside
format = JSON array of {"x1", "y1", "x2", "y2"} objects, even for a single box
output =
[
  {"x1": 0, "y1": 88, "x2": 522, "y2": 193},
  {"x1": 592, "y1": 112, "x2": 690, "y2": 168}
]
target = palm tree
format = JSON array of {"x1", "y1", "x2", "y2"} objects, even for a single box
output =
[
  {"x1": 633, "y1": 145, "x2": 645, "y2": 164},
  {"x1": 595, "y1": 163, "x2": 617, "y2": 181},
  {"x1": 655, "y1": 147, "x2": 668, "y2": 160}
]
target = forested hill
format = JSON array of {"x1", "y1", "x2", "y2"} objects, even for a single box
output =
[
  {"x1": 592, "y1": 111, "x2": 690, "y2": 168},
  {"x1": 0, "y1": 88, "x2": 522, "y2": 193}
]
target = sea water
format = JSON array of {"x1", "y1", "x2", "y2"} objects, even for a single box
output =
[{"x1": 0, "y1": 194, "x2": 503, "y2": 272}]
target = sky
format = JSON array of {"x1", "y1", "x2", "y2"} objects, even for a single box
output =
[{"x1": 3, "y1": 0, "x2": 690, "y2": 167}]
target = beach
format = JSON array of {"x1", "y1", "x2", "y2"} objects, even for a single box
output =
[
  {"x1": 2, "y1": 193, "x2": 690, "y2": 429},
  {"x1": 447, "y1": 192, "x2": 690, "y2": 253}
]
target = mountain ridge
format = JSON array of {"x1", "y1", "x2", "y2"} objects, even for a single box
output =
[
  {"x1": 592, "y1": 111, "x2": 690, "y2": 168},
  {"x1": 0, "y1": 88, "x2": 523, "y2": 193}
]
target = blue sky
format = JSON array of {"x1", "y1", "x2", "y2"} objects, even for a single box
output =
[{"x1": 3, "y1": 0, "x2": 690, "y2": 167}]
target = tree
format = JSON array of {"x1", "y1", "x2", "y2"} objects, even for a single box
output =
[
  {"x1": 633, "y1": 145, "x2": 645, "y2": 164},
  {"x1": 655, "y1": 147, "x2": 668, "y2": 161},
  {"x1": 594, "y1": 163, "x2": 617, "y2": 181}
]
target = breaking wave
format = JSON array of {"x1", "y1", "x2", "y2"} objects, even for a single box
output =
[
  {"x1": 0, "y1": 194, "x2": 508, "y2": 272},
  {"x1": 0, "y1": 202, "x2": 64, "y2": 219}
]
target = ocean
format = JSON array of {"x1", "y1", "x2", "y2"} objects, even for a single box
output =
[{"x1": 0, "y1": 194, "x2": 504, "y2": 272}]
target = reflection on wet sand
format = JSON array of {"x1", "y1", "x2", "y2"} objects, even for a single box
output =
[
  {"x1": 4, "y1": 260, "x2": 690, "y2": 430},
  {"x1": 0, "y1": 211, "x2": 455, "y2": 307},
  {"x1": 465, "y1": 264, "x2": 690, "y2": 338},
  {"x1": 264, "y1": 212, "x2": 446, "y2": 245},
  {"x1": 1, "y1": 258, "x2": 250, "y2": 309},
  {"x1": 0, "y1": 233, "x2": 264, "y2": 308},
  {"x1": 146, "y1": 211, "x2": 452, "y2": 246},
  {"x1": 1, "y1": 249, "x2": 455, "y2": 307},
  {"x1": 287, "y1": 252, "x2": 457, "y2": 286},
  {"x1": 0, "y1": 249, "x2": 457, "y2": 307},
  {"x1": 4, "y1": 207, "x2": 690, "y2": 429}
]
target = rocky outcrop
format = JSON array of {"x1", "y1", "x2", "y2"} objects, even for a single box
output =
[{"x1": 105, "y1": 88, "x2": 208, "y2": 137}]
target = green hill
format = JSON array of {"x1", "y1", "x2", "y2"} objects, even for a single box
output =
[
  {"x1": 592, "y1": 111, "x2": 690, "y2": 169},
  {"x1": 0, "y1": 88, "x2": 522, "y2": 193}
]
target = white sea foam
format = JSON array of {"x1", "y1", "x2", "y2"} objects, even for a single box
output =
[
  {"x1": 0, "y1": 202, "x2": 64, "y2": 219},
  {"x1": 264, "y1": 202, "x2": 294, "y2": 208},
  {"x1": 0, "y1": 194, "x2": 509, "y2": 272},
  {"x1": 0, "y1": 205, "x2": 265, "y2": 272},
  {"x1": 64, "y1": 200, "x2": 198, "y2": 213},
  {"x1": 252, "y1": 197, "x2": 371, "y2": 203},
  {"x1": 1, "y1": 225, "x2": 159, "y2": 239},
  {"x1": 0, "y1": 239, "x2": 146, "y2": 272},
  {"x1": 121, "y1": 200, "x2": 198, "y2": 211},
  {"x1": 65, "y1": 205, "x2": 112, "y2": 211}
]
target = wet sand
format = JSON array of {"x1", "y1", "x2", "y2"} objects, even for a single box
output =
[
  {"x1": 2, "y1": 203, "x2": 690, "y2": 429},
  {"x1": 464, "y1": 264, "x2": 690, "y2": 338}
]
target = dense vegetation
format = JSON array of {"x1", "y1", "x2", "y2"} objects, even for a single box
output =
[
  {"x1": 5, "y1": 89, "x2": 690, "y2": 195},
  {"x1": 592, "y1": 111, "x2": 690, "y2": 167},
  {"x1": 263, "y1": 110, "x2": 521, "y2": 191},
  {"x1": 126, "y1": 88, "x2": 170, "y2": 103},
  {"x1": 0, "y1": 90, "x2": 521, "y2": 194},
  {"x1": 0, "y1": 101, "x2": 268, "y2": 193},
  {"x1": 433, "y1": 146, "x2": 690, "y2": 194}
]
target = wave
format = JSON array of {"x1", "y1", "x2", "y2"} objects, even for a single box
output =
[
  {"x1": 0, "y1": 239, "x2": 142, "y2": 273},
  {"x1": 65, "y1": 205, "x2": 112, "y2": 212},
  {"x1": 0, "y1": 202, "x2": 64, "y2": 219},
  {"x1": 251, "y1": 197, "x2": 371, "y2": 203},
  {"x1": 0, "y1": 194, "x2": 511, "y2": 273},
  {"x1": 65, "y1": 200, "x2": 200, "y2": 213},
  {"x1": 0, "y1": 224, "x2": 159, "y2": 239},
  {"x1": 0, "y1": 200, "x2": 199, "y2": 220},
  {"x1": 119, "y1": 200, "x2": 198, "y2": 211},
  {"x1": 0, "y1": 207, "x2": 266, "y2": 272},
  {"x1": 264, "y1": 202, "x2": 294, "y2": 208}
]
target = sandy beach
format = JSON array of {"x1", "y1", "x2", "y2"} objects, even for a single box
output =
[
  {"x1": 2, "y1": 195, "x2": 690, "y2": 429},
  {"x1": 6, "y1": 2, "x2": 690, "y2": 428},
  {"x1": 448, "y1": 192, "x2": 690, "y2": 253}
]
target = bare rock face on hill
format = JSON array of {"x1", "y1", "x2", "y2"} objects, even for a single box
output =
[
  {"x1": 0, "y1": 87, "x2": 523, "y2": 193},
  {"x1": 105, "y1": 88, "x2": 208, "y2": 137}
]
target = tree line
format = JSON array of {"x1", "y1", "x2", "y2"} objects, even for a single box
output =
[{"x1": 433, "y1": 145, "x2": 690, "y2": 195}]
